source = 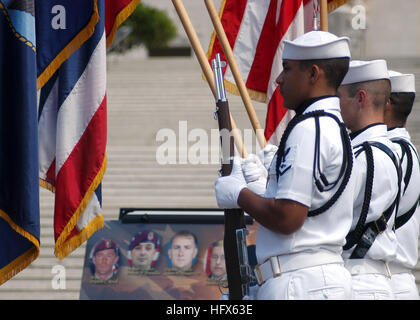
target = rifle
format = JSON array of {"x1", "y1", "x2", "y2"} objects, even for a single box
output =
[
  {"x1": 236, "y1": 228, "x2": 255, "y2": 298},
  {"x1": 211, "y1": 53, "x2": 247, "y2": 300}
]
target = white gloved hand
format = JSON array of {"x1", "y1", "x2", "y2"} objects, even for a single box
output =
[
  {"x1": 241, "y1": 154, "x2": 267, "y2": 196},
  {"x1": 257, "y1": 143, "x2": 278, "y2": 171},
  {"x1": 214, "y1": 157, "x2": 247, "y2": 209}
]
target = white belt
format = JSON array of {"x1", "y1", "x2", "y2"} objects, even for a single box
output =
[
  {"x1": 254, "y1": 251, "x2": 344, "y2": 285},
  {"x1": 387, "y1": 262, "x2": 411, "y2": 275},
  {"x1": 344, "y1": 259, "x2": 391, "y2": 277}
]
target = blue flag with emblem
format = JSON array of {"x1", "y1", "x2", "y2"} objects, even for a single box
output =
[{"x1": 0, "y1": 0, "x2": 40, "y2": 285}]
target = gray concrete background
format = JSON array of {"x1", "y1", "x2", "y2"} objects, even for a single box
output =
[{"x1": 0, "y1": 0, "x2": 419, "y2": 299}]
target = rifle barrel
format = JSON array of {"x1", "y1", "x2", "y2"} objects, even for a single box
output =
[
  {"x1": 212, "y1": 53, "x2": 246, "y2": 300},
  {"x1": 212, "y1": 53, "x2": 227, "y2": 102}
]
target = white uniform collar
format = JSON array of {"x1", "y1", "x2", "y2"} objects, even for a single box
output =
[
  {"x1": 302, "y1": 96, "x2": 341, "y2": 114},
  {"x1": 387, "y1": 127, "x2": 411, "y2": 141},
  {"x1": 350, "y1": 123, "x2": 388, "y2": 146}
]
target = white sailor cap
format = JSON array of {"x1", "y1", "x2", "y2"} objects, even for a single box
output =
[
  {"x1": 388, "y1": 70, "x2": 416, "y2": 93},
  {"x1": 341, "y1": 60, "x2": 390, "y2": 85},
  {"x1": 282, "y1": 31, "x2": 351, "y2": 60}
]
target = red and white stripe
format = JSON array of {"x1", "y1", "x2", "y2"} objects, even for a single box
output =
[
  {"x1": 37, "y1": 0, "x2": 139, "y2": 260},
  {"x1": 264, "y1": 0, "x2": 313, "y2": 145},
  {"x1": 38, "y1": 33, "x2": 107, "y2": 259},
  {"x1": 208, "y1": 0, "x2": 314, "y2": 145}
]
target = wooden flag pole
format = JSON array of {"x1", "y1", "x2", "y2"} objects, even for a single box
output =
[
  {"x1": 320, "y1": 0, "x2": 329, "y2": 31},
  {"x1": 204, "y1": 0, "x2": 267, "y2": 149},
  {"x1": 171, "y1": 0, "x2": 248, "y2": 158}
]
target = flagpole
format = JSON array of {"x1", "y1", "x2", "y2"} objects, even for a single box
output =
[
  {"x1": 171, "y1": 0, "x2": 248, "y2": 158},
  {"x1": 320, "y1": 0, "x2": 328, "y2": 31},
  {"x1": 204, "y1": 0, "x2": 267, "y2": 149}
]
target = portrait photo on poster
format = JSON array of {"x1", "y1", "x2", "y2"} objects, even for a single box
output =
[
  {"x1": 89, "y1": 239, "x2": 120, "y2": 284},
  {"x1": 78, "y1": 212, "x2": 258, "y2": 300}
]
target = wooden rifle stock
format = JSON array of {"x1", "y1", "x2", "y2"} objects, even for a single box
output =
[{"x1": 213, "y1": 54, "x2": 246, "y2": 300}]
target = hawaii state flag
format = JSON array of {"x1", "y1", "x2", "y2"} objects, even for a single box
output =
[
  {"x1": 207, "y1": 0, "x2": 348, "y2": 145},
  {"x1": 0, "y1": 0, "x2": 40, "y2": 285},
  {"x1": 36, "y1": 0, "x2": 139, "y2": 259}
]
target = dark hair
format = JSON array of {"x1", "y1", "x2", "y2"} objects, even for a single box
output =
[
  {"x1": 172, "y1": 230, "x2": 198, "y2": 247},
  {"x1": 389, "y1": 92, "x2": 416, "y2": 122},
  {"x1": 346, "y1": 79, "x2": 391, "y2": 109},
  {"x1": 299, "y1": 57, "x2": 350, "y2": 89}
]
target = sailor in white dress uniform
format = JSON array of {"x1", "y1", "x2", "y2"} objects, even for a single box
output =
[
  {"x1": 338, "y1": 60, "x2": 401, "y2": 299},
  {"x1": 385, "y1": 70, "x2": 420, "y2": 299},
  {"x1": 215, "y1": 31, "x2": 355, "y2": 300}
]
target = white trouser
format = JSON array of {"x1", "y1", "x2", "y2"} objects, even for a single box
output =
[
  {"x1": 256, "y1": 263, "x2": 352, "y2": 300},
  {"x1": 344, "y1": 258, "x2": 394, "y2": 300},
  {"x1": 390, "y1": 273, "x2": 420, "y2": 300},
  {"x1": 350, "y1": 274, "x2": 395, "y2": 299}
]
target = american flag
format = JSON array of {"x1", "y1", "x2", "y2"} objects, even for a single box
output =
[{"x1": 207, "y1": 0, "x2": 348, "y2": 145}]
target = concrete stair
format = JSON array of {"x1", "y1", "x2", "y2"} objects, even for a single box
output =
[
  {"x1": 1, "y1": 0, "x2": 420, "y2": 300},
  {"x1": 0, "y1": 49, "x2": 267, "y2": 299}
]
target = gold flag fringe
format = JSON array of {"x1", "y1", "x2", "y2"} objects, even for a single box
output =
[
  {"x1": 0, "y1": 210, "x2": 40, "y2": 285},
  {"x1": 39, "y1": 178, "x2": 56, "y2": 193},
  {"x1": 106, "y1": 0, "x2": 141, "y2": 49},
  {"x1": 54, "y1": 155, "x2": 107, "y2": 260}
]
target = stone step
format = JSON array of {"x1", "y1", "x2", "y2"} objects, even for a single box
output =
[
  {"x1": 102, "y1": 188, "x2": 214, "y2": 196},
  {"x1": 102, "y1": 174, "x2": 218, "y2": 181},
  {"x1": 0, "y1": 279, "x2": 81, "y2": 291},
  {"x1": 102, "y1": 179, "x2": 216, "y2": 185},
  {"x1": 104, "y1": 166, "x2": 219, "y2": 172},
  {"x1": 39, "y1": 202, "x2": 219, "y2": 217},
  {"x1": 25, "y1": 257, "x2": 84, "y2": 269},
  {"x1": 0, "y1": 290, "x2": 79, "y2": 300},
  {"x1": 0, "y1": 267, "x2": 83, "y2": 280}
]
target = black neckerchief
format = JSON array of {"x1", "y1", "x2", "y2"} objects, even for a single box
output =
[
  {"x1": 387, "y1": 126, "x2": 404, "y2": 131},
  {"x1": 294, "y1": 95, "x2": 337, "y2": 116},
  {"x1": 349, "y1": 123, "x2": 384, "y2": 140}
]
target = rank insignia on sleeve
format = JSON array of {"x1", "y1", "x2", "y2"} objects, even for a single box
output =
[{"x1": 278, "y1": 145, "x2": 296, "y2": 176}]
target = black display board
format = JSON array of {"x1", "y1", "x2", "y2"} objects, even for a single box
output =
[{"x1": 79, "y1": 208, "x2": 255, "y2": 300}]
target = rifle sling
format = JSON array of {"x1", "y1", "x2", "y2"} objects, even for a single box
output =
[
  {"x1": 275, "y1": 110, "x2": 353, "y2": 217},
  {"x1": 390, "y1": 138, "x2": 419, "y2": 230},
  {"x1": 395, "y1": 197, "x2": 420, "y2": 230},
  {"x1": 347, "y1": 141, "x2": 402, "y2": 259}
]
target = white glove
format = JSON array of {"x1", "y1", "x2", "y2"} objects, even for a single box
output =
[
  {"x1": 257, "y1": 143, "x2": 278, "y2": 170},
  {"x1": 241, "y1": 154, "x2": 267, "y2": 196},
  {"x1": 214, "y1": 157, "x2": 247, "y2": 209}
]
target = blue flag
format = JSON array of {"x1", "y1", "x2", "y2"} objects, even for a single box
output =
[
  {"x1": 36, "y1": 0, "x2": 98, "y2": 89},
  {"x1": 0, "y1": 0, "x2": 40, "y2": 285}
]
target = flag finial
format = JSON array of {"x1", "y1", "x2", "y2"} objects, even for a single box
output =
[{"x1": 313, "y1": 0, "x2": 320, "y2": 30}]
